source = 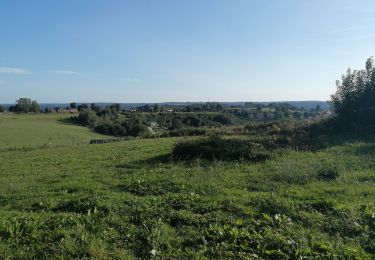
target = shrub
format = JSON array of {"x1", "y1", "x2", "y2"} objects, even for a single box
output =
[
  {"x1": 77, "y1": 110, "x2": 98, "y2": 128},
  {"x1": 129, "y1": 124, "x2": 153, "y2": 138},
  {"x1": 44, "y1": 107, "x2": 52, "y2": 113},
  {"x1": 172, "y1": 136, "x2": 270, "y2": 162}
]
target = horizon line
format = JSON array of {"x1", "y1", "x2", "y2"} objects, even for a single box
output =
[{"x1": 0, "y1": 100, "x2": 329, "y2": 105}]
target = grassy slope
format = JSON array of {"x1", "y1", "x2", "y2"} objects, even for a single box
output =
[
  {"x1": 0, "y1": 137, "x2": 374, "y2": 258},
  {"x1": 0, "y1": 114, "x2": 107, "y2": 148}
]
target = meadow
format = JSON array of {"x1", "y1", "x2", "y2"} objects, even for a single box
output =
[
  {"x1": 0, "y1": 124, "x2": 374, "y2": 258},
  {"x1": 0, "y1": 114, "x2": 107, "y2": 149}
]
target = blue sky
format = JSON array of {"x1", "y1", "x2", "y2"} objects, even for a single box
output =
[{"x1": 0, "y1": 0, "x2": 374, "y2": 103}]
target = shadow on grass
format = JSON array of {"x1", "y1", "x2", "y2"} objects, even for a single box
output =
[
  {"x1": 57, "y1": 117, "x2": 80, "y2": 126},
  {"x1": 353, "y1": 143, "x2": 375, "y2": 155},
  {"x1": 290, "y1": 127, "x2": 375, "y2": 152}
]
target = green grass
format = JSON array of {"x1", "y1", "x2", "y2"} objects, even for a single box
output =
[
  {"x1": 0, "y1": 114, "x2": 108, "y2": 149},
  {"x1": 0, "y1": 136, "x2": 374, "y2": 258}
]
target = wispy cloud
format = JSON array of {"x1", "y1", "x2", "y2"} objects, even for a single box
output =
[
  {"x1": 0, "y1": 67, "x2": 31, "y2": 75},
  {"x1": 48, "y1": 70, "x2": 80, "y2": 75}
]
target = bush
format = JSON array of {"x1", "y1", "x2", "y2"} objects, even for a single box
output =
[
  {"x1": 129, "y1": 124, "x2": 153, "y2": 138},
  {"x1": 172, "y1": 136, "x2": 270, "y2": 161},
  {"x1": 44, "y1": 107, "x2": 52, "y2": 113},
  {"x1": 77, "y1": 110, "x2": 98, "y2": 128}
]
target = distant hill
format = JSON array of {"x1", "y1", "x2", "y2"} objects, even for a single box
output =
[{"x1": 1, "y1": 101, "x2": 330, "y2": 111}]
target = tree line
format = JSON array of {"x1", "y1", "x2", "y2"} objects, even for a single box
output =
[{"x1": 2, "y1": 57, "x2": 373, "y2": 134}]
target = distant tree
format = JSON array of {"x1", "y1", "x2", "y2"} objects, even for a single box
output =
[
  {"x1": 201, "y1": 102, "x2": 224, "y2": 111},
  {"x1": 263, "y1": 112, "x2": 268, "y2": 119},
  {"x1": 109, "y1": 103, "x2": 121, "y2": 114},
  {"x1": 91, "y1": 103, "x2": 100, "y2": 113},
  {"x1": 70, "y1": 102, "x2": 77, "y2": 109},
  {"x1": 44, "y1": 107, "x2": 52, "y2": 113},
  {"x1": 55, "y1": 107, "x2": 60, "y2": 112},
  {"x1": 14, "y1": 98, "x2": 40, "y2": 113},
  {"x1": 31, "y1": 101, "x2": 40, "y2": 112},
  {"x1": 244, "y1": 102, "x2": 254, "y2": 108},
  {"x1": 170, "y1": 118, "x2": 184, "y2": 130},
  {"x1": 330, "y1": 57, "x2": 375, "y2": 126},
  {"x1": 0, "y1": 105, "x2": 4, "y2": 113},
  {"x1": 213, "y1": 114, "x2": 231, "y2": 125},
  {"x1": 275, "y1": 110, "x2": 285, "y2": 119},
  {"x1": 77, "y1": 104, "x2": 89, "y2": 111},
  {"x1": 183, "y1": 116, "x2": 201, "y2": 127},
  {"x1": 14, "y1": 98, "x2": 30, "y2": 112},
  {"x1": 139, "y1": 104, "x2": 152, "y2": 112},
  {"x1": 153, "y1": 103, "x2": 161, "y2": 112}
]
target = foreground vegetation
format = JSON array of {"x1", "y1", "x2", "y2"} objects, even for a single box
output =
[{"x1": 0, "y1": 134, "x2": 374, "y2": 258}]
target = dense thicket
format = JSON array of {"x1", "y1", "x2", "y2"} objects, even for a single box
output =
[
  {"x1": 172, "y1": 136, "x2": 270, "y2": 161},
  {"x1": 75, "y1": 110, "x2": 153, "y2": 138},
  {"x1": 331, "y1": 57, "x2": 375, "y2": 126},
  {"x1": 74, "y1": 109, "x2": 237, "y2": 137}
]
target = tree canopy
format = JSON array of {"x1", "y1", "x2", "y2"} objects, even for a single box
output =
[
  {"x1": 70, "y1": 102, "x2": 77, "y2": 109},
  {"x1": 331, "y1": 57, "x2": 375, "y2": 126},
  {"x1": 13, "y1": 98, "x2": 40, "y2": 113}
]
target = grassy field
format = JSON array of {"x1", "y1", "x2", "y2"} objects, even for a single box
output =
[
  {"x1": 0, "y1": 135, "x2": 374, "y2": 258},
  {"x1": 0, "y1": 114, "x2": 107, "y2": 149}
]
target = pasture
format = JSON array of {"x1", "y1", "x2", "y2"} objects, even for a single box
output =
[
  {"x1": 0, "y1": 113, "x2": 107, "y2": 149},
  {"x1": 0, "y1": 135, "x2": 374, "y2": 258}
]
